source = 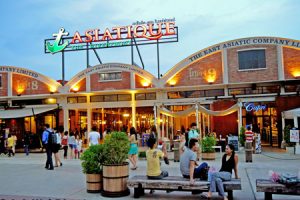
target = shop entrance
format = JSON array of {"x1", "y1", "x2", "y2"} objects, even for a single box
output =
[{"x1": 242, "y1": 102, "x2": 278, "y2": 147}]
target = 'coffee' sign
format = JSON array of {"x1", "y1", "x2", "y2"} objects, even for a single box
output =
[{"x1": 244, "y1": 103, "x2": 267, "y2": 112}]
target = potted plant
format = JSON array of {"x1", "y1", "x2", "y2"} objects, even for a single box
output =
[
  {"x1": 202, "y1": 136, "x2": 216, "y2": 160},
  {"x1": 284, "y1": 125, "x2": 295, "y2": 154},
  {"x1": 80, "y1": 144, "x2": 104, "y2": 193},
  {"x1": 101, "y1": 131, "x2": 130, "y2": 197},
  {"x1": 239, "y1": 126, "x2": 246, "y2": 147}
]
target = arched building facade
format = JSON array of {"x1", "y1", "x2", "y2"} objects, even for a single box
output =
[{"x1": 1, "y1": 36, "x2": 300, "y2": 148}]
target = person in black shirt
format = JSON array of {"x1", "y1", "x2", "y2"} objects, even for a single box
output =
[
  {"x1": 207, "y1": 144, "x2": 239, "y2": 200},
  {"x1": 23, "y1": 132, "x2": 30, "y2": 156}
]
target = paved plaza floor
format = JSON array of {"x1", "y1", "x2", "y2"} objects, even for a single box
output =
[{"x1": 0, "y1": 148, "x2": 299, "y2": 200}]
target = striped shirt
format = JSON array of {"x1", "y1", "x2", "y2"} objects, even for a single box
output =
[{"x1": 245, "y1": 131, "x2": 254, "y2": 142}]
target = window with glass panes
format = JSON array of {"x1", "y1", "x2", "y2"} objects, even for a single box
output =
[
  {"x1": 238, "y1": 49, "x2": 266, "y2": 70},
  {"x1": 99, "y1": 72, "x2": 122, "y2": 81}
]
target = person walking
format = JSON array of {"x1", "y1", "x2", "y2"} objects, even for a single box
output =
[
  {"x1": 88, "y1": 126, "x2": 100, "y2": 146},
  {"x1": 68, "y1": 131, "x2": 76, "y2": 159},
  {"x1": 128, "y1": 127, "x2": 138, "y2": 170},
  {"x1": 207, "y1": 144, "x2": 239, "y2": 200},
  {"x1": 75, "y1": 135, "x2": 82, "y2": 159},
  {"x1": 7, "y1": 134, "x2": 14, "y2": 157},
  {"x1": 53, "y1": 126, "x2": 63, "y2": 167},
  {"x1": 12, "y1": 134, "x2": 17, "y2": 156},
  {"x1": 42, "y1": 124, "x2": 54, "y2": 170},
  {"x1": 61, "y1": 131, "x2": 69, "y2": 159},
  {"x1": 23, "y1": 132, "x2": 30, "y2": 156}
]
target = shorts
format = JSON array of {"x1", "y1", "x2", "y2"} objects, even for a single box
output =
[{"x1": 128, "y1": 143, "x2": 138, "y2": 155}]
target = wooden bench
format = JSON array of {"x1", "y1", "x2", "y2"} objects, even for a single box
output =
[
  {"x1": 127, "y1": 175, "x2": 241, "y2": 200},
  {"x1": 256, "y1": 179, "x2": 300, "y2": 200}
]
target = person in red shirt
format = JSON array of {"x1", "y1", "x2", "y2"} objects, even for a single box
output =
[{"x1": 245, "y1": 126, "x2": 254, "y2": 143}]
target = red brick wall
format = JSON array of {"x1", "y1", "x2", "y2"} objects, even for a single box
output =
[
  {"x1": 0, "y1": 73, "x2": 8, "y2": 96},
  {"x1": 166, "y1": 52, "x2": 223, "y2": 87},
  {"x1": 135, "y1": 74, "x2": 153, "y2": 88},
  {"x1": 283, "y1": 47, "x2": 300, "y2": 79},
  {"x1": 227, "y1": 45, "x2": 278, "y2": 83},
  {"x1": 211, "y1": 100, "x2": 238, "y2": 137},
  {"x1": 90, "y1": 72, "x2": 131, "y2": 91},
  {"x1": 72, "y1": 78, "x2": 86, "y2": 92},
  {"x1": 12, "y1": 74, "x2": 50, "y2": 96}
]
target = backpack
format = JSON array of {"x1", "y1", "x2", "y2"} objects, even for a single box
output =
[
  {"x1": 47, "y1": 130, "x2": 57, "y2": 145},
  {"x1": 61, "y1": 136, "x2": 68, "y2": 146}
]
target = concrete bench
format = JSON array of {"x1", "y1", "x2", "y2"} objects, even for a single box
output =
[
  {"x1": 256, "y1": 179, "x2": 300, "y2": 200},
  {"x1": 127, "y1": 175, "x2": 241, "y2": 199},
  {"x1": 212, "y1": 145, "x2": 222, "y2": 153}
]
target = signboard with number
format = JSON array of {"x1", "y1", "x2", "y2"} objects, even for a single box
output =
[
  {"x1": 290, "y1": 129, "x2": 299, "y2": 142},
  {"x1": 228, "y1": 136, "x2": 239, "y2": 152}
]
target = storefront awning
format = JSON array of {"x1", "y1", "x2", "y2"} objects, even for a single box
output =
[
  {"x1": 282, "y1": 107, "x2": 300, "y2": 119},
  {"x1": 0, "y1": 105, "x2": 57, "y2": 119}
]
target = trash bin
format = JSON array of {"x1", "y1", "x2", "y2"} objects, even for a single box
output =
[
  {"x1": 173, "y1": 140, "x2": 180, "y2": 162},
  {"x1": 245, "y1": 142, "x2": 252, "y2": 162}
]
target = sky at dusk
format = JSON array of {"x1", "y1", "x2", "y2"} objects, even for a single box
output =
[{"x1": 0, "y1": 0, "x2": 300, "y2": 81}]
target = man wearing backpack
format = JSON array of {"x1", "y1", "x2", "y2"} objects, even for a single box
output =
[{"x1": 42, "y1": 124, "x2": 54, "y2": 170}]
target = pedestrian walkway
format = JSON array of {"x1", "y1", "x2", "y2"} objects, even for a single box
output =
[{"x1": 0, "y1": 149, "x2": 299, "y2": 200}]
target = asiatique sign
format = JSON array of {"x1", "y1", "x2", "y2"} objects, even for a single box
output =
[{"x1": 45, "y1": 18, "x2": 178, "y2": 54}]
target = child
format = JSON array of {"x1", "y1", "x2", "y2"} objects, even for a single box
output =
[{"x1": 75, "y1": 135, "x2": 82, "y2": 159}]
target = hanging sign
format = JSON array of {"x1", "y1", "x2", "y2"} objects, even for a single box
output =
[{"x1": 244, "y1": 103, "x2": 267, "y2": 112}]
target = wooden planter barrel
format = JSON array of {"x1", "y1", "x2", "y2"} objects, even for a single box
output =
[
  {"x1": 86, "y1": 173, "x2": 102, "y2": 193},
  {"x1": 202, "y1": 152, "x2": 216, "y2": 160},
  {"x1": 101, "y1": 162, "x2": 130, "y2": 197}
]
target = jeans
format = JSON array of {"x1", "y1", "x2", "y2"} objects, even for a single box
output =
[
  {"x1": 194, "y1": 162, "x2": 208, "y2": 178},
  {"x1": 209, "y1": 171, "x2": 232, "y2": 197},
  {"x1": 147, "y1": 171, "x2": 169, "y2": 180},
  {"x1": 182, "y1": 162, "x2": 208, "y2": 179},
  {"x1": 24, "y1": 145, "x2": 29, "y2": 156},
  {"x1": 45, "y1": 145, "x2": 54, "y2": 169}
]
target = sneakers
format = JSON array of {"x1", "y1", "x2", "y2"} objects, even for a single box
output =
[{"x1": 164, "y1": 157, "x2": 169, "y2": 165}]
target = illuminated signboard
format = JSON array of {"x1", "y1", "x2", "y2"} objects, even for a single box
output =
[
  {"x1": 244, "y1": 103, "x2": 267, "y2": 112},
  {"x1": 45, "y1": 18, "x2": 178, "y2": 54}
]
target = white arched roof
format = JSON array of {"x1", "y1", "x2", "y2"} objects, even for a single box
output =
[
  {"x1": 66, "y1": 63, "x2": 159, "y2": 89},
  {"x1": 0, "y1": 66, "x2": 62, "y2": 92}
]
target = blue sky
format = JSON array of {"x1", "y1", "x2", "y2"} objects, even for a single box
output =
[{"x1": 0, "y1": 0, "x2": 300, "y2": 81}]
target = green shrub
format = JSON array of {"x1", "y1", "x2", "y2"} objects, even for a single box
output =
[
  {"x1": 202, "y1": 136, "x2": 216, "y2": 153},
  {"x1": 103, "y1": 132, "x2": 130, "y2": 165},
  {"x1": 239, "y1": 126, "x2": 246, "y2": 147},
  {"x1": 80, "y1": 144, "x2": 104, "y2": 174}
]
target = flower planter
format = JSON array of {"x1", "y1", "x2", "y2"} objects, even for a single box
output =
[
  {"x1": 86, "y1": 173, "x2": 102, "y2": 193},
  {"x1": 101, "y1": 162, "x2": 130, "y2": 197},
  {"x1": 202, "y1": 152, "x2": 216, "y2": 160}
]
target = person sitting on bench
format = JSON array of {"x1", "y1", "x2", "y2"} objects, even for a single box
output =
[
  {"x1": 146, "y1": 137, "x2": 169, "y2": 180},
  {"x1": 180, "y1": 138, "x2": 208, "y2": 184},
  {"x1": 207, "y1": 144, "x2": 239, "y2": 200}
]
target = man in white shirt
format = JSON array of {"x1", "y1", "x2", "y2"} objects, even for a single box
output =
[{"x1": 88, "y1": 126, "x2": 100, "y2": 146}]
